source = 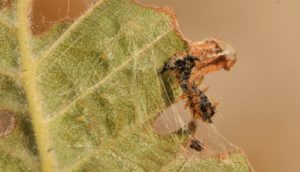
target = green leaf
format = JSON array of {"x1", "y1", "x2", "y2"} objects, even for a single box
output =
[{"x1": 0, "y1": 0, "x2": 251, "y2": 171}]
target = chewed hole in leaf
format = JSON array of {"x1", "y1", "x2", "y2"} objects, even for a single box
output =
[
  {"x1": 0, "y1": 0, "x2": 10, "y2": 10},
  {"x1": 0, "y1": 109, "x2": 16, "y2": 138}
]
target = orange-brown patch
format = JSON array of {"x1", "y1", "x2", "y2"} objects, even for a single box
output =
[{"x1": 0, "y1": 109, "x2": 16, "y2": 138}]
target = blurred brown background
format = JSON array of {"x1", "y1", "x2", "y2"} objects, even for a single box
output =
[{"x1": 32, "y1": 0, "x2": 300, "y2": 171}]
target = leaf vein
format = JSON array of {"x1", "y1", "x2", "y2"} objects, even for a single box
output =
[
  {"x1": 36, "y1": 0, "x2": 105, "y2": 63},
  {"x1": 46, "y1": 29, "x2": 173, "y2": 123},
  {"x1": 64, "y1": 106, "x2": 164, "y2": 171}
]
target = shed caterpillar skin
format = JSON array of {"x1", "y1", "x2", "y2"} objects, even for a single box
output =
[{"x1": 161, "y1": 38, "x2": 236, "y2": 151}]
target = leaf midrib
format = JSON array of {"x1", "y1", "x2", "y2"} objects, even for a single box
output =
[{"x1": 17, "y1": 0, "x2": 55, "y2": 171}]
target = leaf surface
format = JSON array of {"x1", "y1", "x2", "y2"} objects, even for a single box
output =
[{"x1": 0, "y1": 0, "x2": 251, "y2": 171}]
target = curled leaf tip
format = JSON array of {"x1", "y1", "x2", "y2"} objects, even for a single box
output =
[{"x1": 189, "y1": 38, "x2": 237, "y2": 76}]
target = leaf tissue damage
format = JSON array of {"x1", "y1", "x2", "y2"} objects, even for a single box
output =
[
  {"x1": 0, "y1": 110, "x2": 16, "y2": 138},
  {"x1": 0, "y1": 0, "x2": 251, "y2": 171}
]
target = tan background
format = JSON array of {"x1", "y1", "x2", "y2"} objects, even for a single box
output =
[{"x1": 32, "y1": 0, "x2": 300, "y2": 171}]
